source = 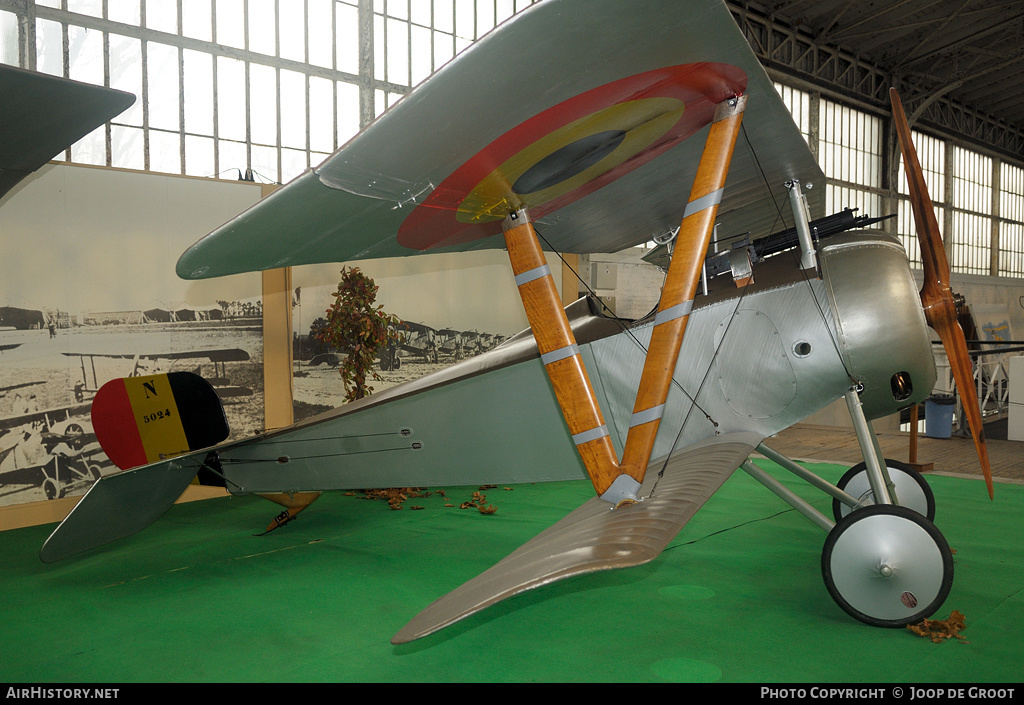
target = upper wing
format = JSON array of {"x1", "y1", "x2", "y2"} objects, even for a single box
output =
[
  {"x1": 392, "y1": 431, "x2": 763, "y2": 644},
  {"x1": 0, "y1": 65, "x2": 135, "y2": 199},
  {"x1": 177, "y1": 0, "x2": 822, "y2": 280},
  {"x1": 62, "y1": 348, "x2": 250, "y2": 362}
]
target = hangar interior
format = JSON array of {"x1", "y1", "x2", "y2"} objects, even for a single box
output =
[{"x1": 1, "y1": 0, "x2": 1022, "y2": 683}]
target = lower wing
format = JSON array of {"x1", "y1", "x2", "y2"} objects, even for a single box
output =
[{"x1": 392, "y1": 431, "x2": 762, "y2": 644}]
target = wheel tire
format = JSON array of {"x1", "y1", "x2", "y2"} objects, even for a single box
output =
[
  {"x1": 42, "y1": 478, "x2": 61, "y2": 500},
  {"x1": 832, "y1": 459, "x2": 935, "y2": 522},
  {"x1": 822, "y1": 504, "x2": 953, "y2": 627}
]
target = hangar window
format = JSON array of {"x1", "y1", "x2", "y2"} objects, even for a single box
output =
[
  {"x1": 951, "y1": 147, "x2": 993, "y2": 276},
  {"x1": 107, "y1": 0, "x2": 140, "y2": 25},
  {"x1": 818, "y1": 99, "x2": 883, "y2": 231},
  {"x1": 1, "y1": 10, "x2": 17, "y2": 65},
  {"x1": 145, "y1": 1, "x2": 178, "y2": 35},
  {"x1": 182, "y1": 0, "x2": 213, "y2": 42},
  {"x1": 371, "y1": 0, "x2": 533, "y2": 117},
  {"x1": 896, "y1": 130, "x2": 946, "y2": 270},
  {"x1": 10, "y1": 0, "x2": 539, "y2": 182},
  {"x1": 998, "y1": 163, "x2": 1024, "y2": 277},
  {"x1": 773, "y1": 82, "x2": 811, "y2": 146}
]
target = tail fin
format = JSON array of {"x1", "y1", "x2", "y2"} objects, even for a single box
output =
[
  {"x1": 91, "y1": 371, "x2": 229, "y2": 470},
  {"x1": 40, "y1": 372, "x2": 230, "y2": 562}
]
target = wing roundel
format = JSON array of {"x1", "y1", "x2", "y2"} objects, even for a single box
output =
[{"x1": 393, "y1": 63, "x2": 747, "y2": 251}]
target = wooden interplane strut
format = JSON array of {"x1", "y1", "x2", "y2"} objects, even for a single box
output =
[
  {"x1": 503, "y1": 211, "x2": 623, "y2": 498},
  {"x1": 502, "y1": 96, "x2": 747, "y2": 505},
  {"x1": 621, "y1": 95, "x2": 746, "y2": 483}
]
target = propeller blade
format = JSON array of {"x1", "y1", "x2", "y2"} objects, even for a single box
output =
[
  {"x1": 889, "y1": 87, "x2": 994, "y2": 499},
  {"x1": 889, "y1": 88, "x2": 949, "y2": 296},
  {"x1": 932, "y1": 313, "x2": 995, "y2": 499}
]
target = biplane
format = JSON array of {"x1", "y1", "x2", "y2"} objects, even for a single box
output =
[
  {"x1": 459, "y1": 330, "x2": 484, "y2": 356},
  {"x1": 63, "y1": 348, "x2": 253, "y2": 401},
  {"x1": 436, "y1": 328, "x2": 466, "y2": 360},
  {"x1": 0, "y1": 401, "x2": 109, "y2": 501},
  {"x1": 394, "y1": 320, "x2": 440, "y2": 364},
  {"x1": 40, "y1": 0, "x2": 995, "y2": 646}
]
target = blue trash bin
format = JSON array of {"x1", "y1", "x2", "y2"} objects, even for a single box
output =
[{"x1": 924, "y1": 394, "x2": 956, "y2": 438}]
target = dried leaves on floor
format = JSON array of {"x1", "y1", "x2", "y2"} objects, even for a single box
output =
[
  {"x1": 907, "y1": 610, "x2": 968, "y2": 643},
  {"x1": 348, "y1": 485, "x2": 508, "y2": 514}
]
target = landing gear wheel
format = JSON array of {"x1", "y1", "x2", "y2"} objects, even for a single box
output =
[
  {"x1": 42, "y1": 478, "x2": 62, "y2": 500},
  {"x1": 832, "y1": 459, "x2": 935, "y2": 522},
  {"x1": 822, "y1": 504, "x2": 953, "y2": 627}
]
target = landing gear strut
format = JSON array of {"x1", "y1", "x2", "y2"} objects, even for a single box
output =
[{"x1": 746, "y1": 385, "x2": 953, "y2": 627}]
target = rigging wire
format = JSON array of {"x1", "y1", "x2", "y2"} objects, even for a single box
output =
[
  {"x1": 736, "y1": 120, "x2": 857, "y2": 386},
  {"x1": 216, "y1": 430, "x2": 418, "y2": 466},
  {"x1": 647, "y1": 119, "x2": 861, "y2": 496},
  {"x1": 219, "y1": 445, "x2": 420, "y2": 464},
  {"x1": 646, "y1": 121, "x2": 790, "y2": 496},
  {"x1": 532, "y1": 225, "x2": 715, "y2": 424}
]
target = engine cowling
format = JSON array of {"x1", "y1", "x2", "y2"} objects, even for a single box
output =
[{"x1": 818, "y1": 233, "x2": 936, "y2": 421}]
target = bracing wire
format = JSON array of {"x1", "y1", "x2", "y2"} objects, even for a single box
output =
[
  {"x1": 217, "y1": 430, "x2": 418, "y2": 465},
  {"x1": 647, "y1": 119, "x2": 862, "y2": 497},
  {"x1": 532, "y1": 225, "x2": 716, "y2": 423},
  {"x1": 737, "y1": 120, "x2": 858, "y2": 387}
]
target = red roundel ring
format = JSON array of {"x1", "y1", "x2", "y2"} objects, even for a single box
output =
[{"x1": 397, "y1": 62, "x2": 747, "y2": 251}]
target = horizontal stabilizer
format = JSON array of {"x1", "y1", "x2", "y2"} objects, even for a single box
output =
[
  {"x1": 392, "y1": 432, "x2": 762, "y2": 644},
  {"x1": 39, "y1": 454, "x2": 202, "y2": 563}
]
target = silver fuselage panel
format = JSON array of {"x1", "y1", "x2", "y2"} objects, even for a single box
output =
[
  {"x1": 818, "y1": 233, "x2": 936, "y2": 419},
  {"x1": 216, "y1": 233, "x2": 932, "y2": 494}
]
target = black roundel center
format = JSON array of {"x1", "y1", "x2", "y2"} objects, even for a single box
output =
[{"x1": 512, "y1": 130, "x2": 627, "y2": 195}]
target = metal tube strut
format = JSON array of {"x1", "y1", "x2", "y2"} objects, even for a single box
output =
[
  {"x1": 787, "y1": 179, "x2": 818, "y2": 272},
  {"x1": 843, "y1": 387, "x2": 895, "y2": 505},
  {"x1": 756, "y1": 443, "x2": 864, "y2": 510},
  {"x1": 741, "y1": 460, "x2": 834, "y2": 533}
]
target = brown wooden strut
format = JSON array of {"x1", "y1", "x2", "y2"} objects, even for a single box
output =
[
  {"x1": 503, "y1": 211, "x2": 622, "y2": 499},
  {"x1": 620, "y1": 95, "x2": 746, "y2": 485},
  {"x1": 502, "y1": 95, "x2": 747, "y2": 506}
]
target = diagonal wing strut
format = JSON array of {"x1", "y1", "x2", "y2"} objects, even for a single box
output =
[{"x1": 502, "y1": 95, "x2": 747, "y2": 506}]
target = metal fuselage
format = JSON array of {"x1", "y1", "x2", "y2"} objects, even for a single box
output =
[{"x1": 216, "y1": 232, "x2": 934, "y2": 495}]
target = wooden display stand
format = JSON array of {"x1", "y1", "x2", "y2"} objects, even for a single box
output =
[{"x1": 906, "y1": 403, "x2": 934, "y2": 473}]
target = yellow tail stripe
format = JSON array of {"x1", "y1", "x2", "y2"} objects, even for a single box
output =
[{"x1": 122, "y1": 374, "x2": 190, "y2": 464}]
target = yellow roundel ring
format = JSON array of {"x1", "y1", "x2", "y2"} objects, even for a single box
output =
[
  {"x1": 457, "y1": 98, "x2": 685, "y2": 224},
  {"x1": 397, "y1": 62, "x2": 748, "y2": 251}
]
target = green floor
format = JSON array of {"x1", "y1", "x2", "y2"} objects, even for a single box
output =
[{"x1": 1, "y1": 461, "x2": 1021, "y2": 683}]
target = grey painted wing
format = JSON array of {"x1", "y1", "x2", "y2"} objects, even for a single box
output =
[
  {"x1": 392, "y1": 431, "x2": 763, "y2": 644},
  {"x1": 0, "y1": 65, "x2": 134, "y2": 199},
  {"x1": 176, "y1": 0, "x2": 822, "y2": 279}
]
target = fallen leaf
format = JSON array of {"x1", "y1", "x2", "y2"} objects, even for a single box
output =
[{"x1": 907, "y1": 610, "x2": 968, "y2": 643}]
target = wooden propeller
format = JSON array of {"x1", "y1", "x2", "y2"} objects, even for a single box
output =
[{"x1": 889, "y1": 87, "x2": 994, "y2": 499}]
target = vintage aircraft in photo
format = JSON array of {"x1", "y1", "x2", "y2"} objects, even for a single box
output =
[
  {"x1": 0, "y1": 401, "x2": 110, "y2": 501},
  {"x1": 394, "y1": 320, "x2": 440, "y2": 364},
  {"x1": 39, "y1": 0, "x2": 994, "y2": 645},
  {"x1": 436, "y1": 328, "x2": 466, "y2": 361},
  {"x1": 62, "y1": 348, "x2": 253, "y2": 401}
]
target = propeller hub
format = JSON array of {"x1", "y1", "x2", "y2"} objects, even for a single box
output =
[{"x1": 953, "y1": 291, "x2": 966, "y2": 315}]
